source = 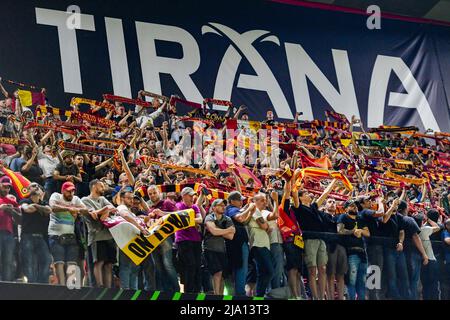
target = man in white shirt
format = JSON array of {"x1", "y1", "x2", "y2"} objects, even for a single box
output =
[
  {"x1": 247, "y1": 193, "x2": 274, "y2": 297},
  {"x1": 48, "y1": 182, "x2": 89, "y2": 285},
  {"x1": 261, "y1": 191, "x2": 284, "y2": 290},
  {"x1": 419, "y1": 210, "x2": 441, "y2": 300},
  {"x1": 115, "y1": 189, "x2": 149, "y2": 290},
  {"x1": 135, "y1": 98, "x2": 166, "y2": 129},
  {"x1": 38, "y1": 144, "x2": 60, "y2": 195}
]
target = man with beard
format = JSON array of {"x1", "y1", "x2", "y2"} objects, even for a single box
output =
[
  {"x1": 74, "y1": 154, "x2": 95, "y2": 198},
  {"x1": 48, "y1": 181, "x2": 90, "y2": 285},
  {"x1": 397, "y1": 201, "x2": 429, "y2": 299},
  {"x1": 146, "y1": 185, "x2": 180, "y2": 292},
  {"x1": 337, "y1": 199, "x2": 370, "y2": 300},
  {"x1": 0, "y1": 176, "x2": 21, "y2": 281},
  {"x1": 26, "y1": 132, "x2": 60, "y2": 196},
  {"x1": 355, "y1": 194, "x2": 386, "y2": 300},
  {"x1": 53, "y1": 152, "x2": 82, "y2": 194},
  {"x1": 322, "y1": 198, "x2": 348, "y2": 300},
  {"x1": 20, "y1": 183, "x2": 52, "y2": 284},
  {"x1": 174, "y1": 187, "x2": 204, "y2": 293},
  {"x1": 291, "y1": 179, "x2": 338, "y2": 300},
  {"x1": 81, "y1": 180, "x2": 118, "y2": 288},
  {"x1": 379, "y1": 191, "x2": 411, "y2": 299},
  {"x1": 116, "y1": 189, "x2": 150, "y2": 290}
]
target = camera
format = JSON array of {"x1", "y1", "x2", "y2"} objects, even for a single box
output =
[{"x1": 201, "y1": 187, "x2": 211, "y2": 196}]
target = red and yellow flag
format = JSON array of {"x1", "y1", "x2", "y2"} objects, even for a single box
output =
[
  {"x1": 1, "y1": 167, "x2": 31, "y2": 199},
  {"x1": 299, "y1": 153, "x2": 332, "y2": 169},
  {"x1": 17, "y1": 90, "x2": 45, "y2": 108}
]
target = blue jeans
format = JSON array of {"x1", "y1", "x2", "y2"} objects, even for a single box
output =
[
  {"x1": 153, "y1": 239, "x2": 179, "y2": 292},
  {"x1": 347, "y1": 254, "x2": 367, "y2": 300},
  {"x1": 119, "y1": 251, "x2": 139, "y2": 290},
  {"x1": 421, "y1": 260, "x2": 440, "y2": 300},
  {"x1": 384, "y1": 248, "x2": 410, "y2": 299},
  {"x1": 21, "y1": 234, "x2": 52, "y2": 284},
  {"x1": 234, "y1": 242, "x2": 249, "y2": 296},
  {"x1": 0, "y1": 230, "x2": 16, "y2": 281},
  {"x1": 44, "y1": 178, "x2": 56, "y2": 197},
  {"x1": 406, "y1": 250, "x2": 422, "y2": 300},
  {"x1": 270, "y1": 243, "x2": 285, "y2": 289},
  {"x1": 142, "y1": 254, "x2": 156, "y2": 291},
  {"x1": 251, "y1": 246, "x2": 274, "y2": 297}
]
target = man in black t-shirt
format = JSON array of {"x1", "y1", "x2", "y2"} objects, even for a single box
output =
[
  {"x1": 355, "y1": 195, "x2": 385, "y2": 300},
  {"x1": 378, "y1": 198, "x2": 410, "y2": 299},
  {"x1": 322, "y1": 198, "x2": 347, "y2": 300},
  {"x1": 397, "y1": 201, "x2": 429, "y2": 300},
  {"x1": 292, "y1": 179, "x2": 337, "y2": 300},
  {"x1": 53, "y1": 152, "x2": 82, "y2": 193},
  {"x1": 74, "y1": 153, "x2": 95, "y2": 198},
  {"x1": 19, "y1": 185, "x2": 52, "y2": 284},
  {"x1": 337, "y1": 199, "x2": 370, "y2": 300}
]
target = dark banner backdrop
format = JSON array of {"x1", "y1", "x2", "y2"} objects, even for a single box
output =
[{"x1": 0, "y1": 0, "x2": 449, "y2": 131}]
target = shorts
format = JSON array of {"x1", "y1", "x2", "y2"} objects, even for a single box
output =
[
  {"x1": 304, "y1": 239, "x2": 328, "y2": 268},
  {"x1": 327, "y1": 244, "x2": 348, "y2": 276},
  {"x1": 204, "y1": 250, "x2": 228, "y2": 276},
  {"x1": 283, "y1": 242, "x2": 303, "y2": 271},
  {"x1": 90, "y1": 240, "x2": 117, "y2": 264},
  {"x1": 49, "y1": 235, "x2": 79, "y2": 265}
]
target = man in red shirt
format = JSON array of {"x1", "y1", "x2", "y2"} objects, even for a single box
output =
[{"x1": 0, "y1": 176, "x2": 21, "y2": 281}]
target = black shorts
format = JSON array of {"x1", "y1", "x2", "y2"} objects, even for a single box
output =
[
  {"x1": 283, "y1": 242, "x2": 303, "y2": 272},
  {"x1": 204, "y1": 250, "x2": 228, "y2": 276},
  {"x1": 90, "y1": 240, "x2": 117, "y2": 264}
]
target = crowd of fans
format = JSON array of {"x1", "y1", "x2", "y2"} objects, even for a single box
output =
[{"x1": 0, "y1": 77, "x2": 449, "y2": 300}]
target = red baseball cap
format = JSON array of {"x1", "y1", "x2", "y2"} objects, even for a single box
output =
[
  {"x1": 0, "y1": 176, "x2": 12, "y2": 186},
  {"x1": 61, "y1": 182, "x2": 76, "y2": 193}
]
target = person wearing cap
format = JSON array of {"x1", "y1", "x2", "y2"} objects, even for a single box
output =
[
  {"x1": 225, "y1": 190, "x2": 256, "y2": 296},
  {"x1": 337, "y1": 198, "x2": 370, "y2": 300},
  {"x1": 48, "y1": 181, "x2": 89, "y2": 285},
  {"x1": 19, "y1": 183, "x2": 52, "y2": 284},
  {"x1": 203, "y1": 199, "x2": 235, "y2": 295},
  {"x1": 0, "y1": 175, "x2": 21, "y2": 281},
  {"x1": 53, "y1": 151, "x2": 82, "y2": 196},
  {"x1": 174, "y1": 187, "x2": 204, "y2": 293}
]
